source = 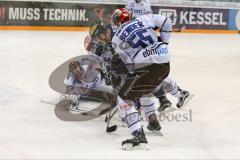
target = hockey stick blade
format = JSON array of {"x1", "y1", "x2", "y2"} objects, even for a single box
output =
[
  {"x1": 106, "y1": 125, "x2": 117, "y2": 132},
  {"x1": 173, "y1": 26, "x2": 186, "y2": 32}
]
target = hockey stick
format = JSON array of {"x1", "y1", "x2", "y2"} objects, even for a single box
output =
[
  {"x1": 173, "y1": 26, "x2": 186, "y2": 33},
  {"x1": 105, "y1": 107, "x2": 118, "y2": 122},
  {"x1": 106, "y1": 106, "x2": 118, "y2": 132}
]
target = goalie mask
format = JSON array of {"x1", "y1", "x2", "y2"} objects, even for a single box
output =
[
  {"x1": 69, "y1": 60, "x2": 84, "y2": 81},
  {"x1": 112, "y1": 8, "x2": 131, "y2": 27}
]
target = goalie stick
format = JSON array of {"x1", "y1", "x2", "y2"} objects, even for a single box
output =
[
  {"x1": 41, "y1": 97, "x2": 110, "y2": 118},
  {"x1": 43, "y1": 85, "x2": 117, "y2": 122}
]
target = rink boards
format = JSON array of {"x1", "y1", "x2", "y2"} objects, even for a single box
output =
[{"x1": 0, "y1": 1, "x2": 239, "y2": 33}]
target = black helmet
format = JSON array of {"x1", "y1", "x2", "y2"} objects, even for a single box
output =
[
  {"x1": 89, "y1": 23, "x2": 106, "y2": 38},
  {"x1": 135, "y1": 0, "x2": 142, "y2": 3}
]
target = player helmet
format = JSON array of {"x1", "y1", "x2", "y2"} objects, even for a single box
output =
[
  {"x1": 112, "y1": 8, "x2": 131, "y2": 27},
  {"x1": 89, "y1": 23, "x2": 106, "y2": 38},
  {"x1": 135, "y1": 0, "x2": 142, "y2": 3},
  {"x1": 68, "y1": 60, "x2": 84, "y2": 80}
]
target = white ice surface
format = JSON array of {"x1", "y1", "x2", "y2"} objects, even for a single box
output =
[{"x1": 0, "y1": 30, "x2": 240, "y2": 159}]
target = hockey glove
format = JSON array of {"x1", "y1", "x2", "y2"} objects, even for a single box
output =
[
  {"x1": 111, "y1": 55, "x2": 128, "y2": 75},
  {"x1": 105, "y1": 42, "x2": 118, "y2": 56},
  {"x1": 111, "y1": 71, "x2": 121, "y2": 87},
  {"x1": 94, "y1": 44, "x2": 105, "y2": 56}
]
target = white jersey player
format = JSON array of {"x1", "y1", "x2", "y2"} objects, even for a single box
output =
[
  {"x1": 110, "y1": 8, "x2": 171, "y2": 149},
  {"x1": 84, "y1": 23, "x2": 118, "y2": 85},
  {"x1": 84, "y1": 34, "x2": 112, "y2": 83},
  {"x1": 112, "y1": 8, "x2": 190, "y2": 111},
  {"x1": 110, "y1": 8, "x2": 192, "y2": 149},
  {"x1": 125, "y1": 0, "x2": 152, "y2": 18},
  {"x1": 64, "y1": 56, "x2": 112, "y2": 114},
  {"x1": 113, "y1": 13, "x2": 172, "y2": 68},
  {"x1": 64, "y1": 57, "x2": 103, "y2": 90},
  {"x1": 113, "y1": 8, "x2": 172, "y2": 44}
]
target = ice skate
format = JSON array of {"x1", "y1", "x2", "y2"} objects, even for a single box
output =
[
  {"x1": 157, "y1": 95, "x2": 172, "y2": 112},
  {"x1": 122, "y1": 128, "x2": 149, "y2": 150},
  {"x1": 147, "y1": 113, "x2": 163, "y2": 136},
  {"x1": 177, "y1": 90, "x2": 193, "y2": 108}
]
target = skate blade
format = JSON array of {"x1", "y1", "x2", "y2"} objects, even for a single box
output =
[
  {"x1": 150, "y1": 130, "x2": 163, "y2": 136},
  {"x1": 159, "y1": 106, "x2": 176, "y2": 114},
  {"x1": 122, "y1": 143, "x2": 149, "y2": 151},
  {"x1": 158, "y1": 104, "x2": 171, "y2": 112}
]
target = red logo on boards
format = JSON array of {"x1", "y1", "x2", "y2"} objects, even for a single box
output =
[{"x1": 0, "y1": 6, "x2": 6, "y2": 20}]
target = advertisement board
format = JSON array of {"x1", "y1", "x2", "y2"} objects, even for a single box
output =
[
  {"x1": 0, "y1": 1, "x2": 123, "y2": 26},
  {"x1": 0, "y1": 1, "x2": 239, "y2": 32},
  {"x1": 229, "y1": 9, "x2": 240, "y2": 30},
  {"x1": 153, "y1": 6, "x2": 229, "y2": 30}
]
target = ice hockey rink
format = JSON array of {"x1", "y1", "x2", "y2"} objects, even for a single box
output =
[{"x1": 0, "y1": 30, "x2": 240, "y2": 159}]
